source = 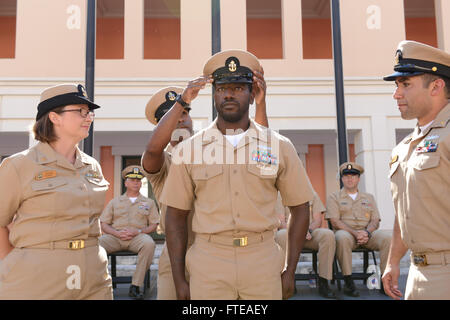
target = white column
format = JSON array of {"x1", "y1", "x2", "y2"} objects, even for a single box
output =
[
  {"x1": 354, "y1": 116, "x2": 396, "y2": 230},
  {"x1": 124, "y1": 0, "x2": 144, "y2": 60},
  {"x1": 323, "y1": 143, "x2": 340, "y2": 197},
  {"x1": 435, "y1": 0, "x2": 450, "y2": 51}
]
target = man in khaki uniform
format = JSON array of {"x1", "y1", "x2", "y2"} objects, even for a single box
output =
[
  {"x1": 99, "y1": 165, "x2": 159, "y2": 300},
  {"x1": 141, "y1": 64, "x2": 268, "y2": 299},
  {"x1": 326, "y1": 162, "x2": 392, "y2": 297},
  {"x1": 382, "y1": 41, "x2": 450, "y2": 300},
  {"x1": 141, "y1": 86, "x2": 196, "y2": 300},
  {"x1": 160, "y1": 50, "x2": 314, "y2": 300},
  {"x1": 275, "y1": 190, "x2": 336, "y2": 299}
]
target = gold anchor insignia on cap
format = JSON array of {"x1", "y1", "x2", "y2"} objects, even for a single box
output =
[
  {"x1": 78, "y1": 84, "x2": 88, "y2": 97},
  {"x1": 347, "y1": 164, "x2": 352, "y2": 170},
  {"x1": 133, "y1": 167, "x2": 139, "y2": 174},
  {"x1": 394, "y1": 50, "x2": 402, "y2": 65},
  {"x1": 228, "y1": 60, "x2": 237, "y2": 72},
  {"x1": 432, "y1": 67, "x2": 437, "y2": 72},
  {"x1": 167, "y1": 91, "x2": 176, "y2": 101}
]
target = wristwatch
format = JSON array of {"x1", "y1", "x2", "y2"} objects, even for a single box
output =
[
  {"x1": 176, "y1": 94, "x2": 190, "y2": 109},
  {"x1": 365, "y1": 229, "x2": 372, "y2": 238}
]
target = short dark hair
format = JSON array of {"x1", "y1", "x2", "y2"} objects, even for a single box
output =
[
  {"x1": 32, "y1": 106, "x2": 65, "y2": 143},
  {"x1": 422, "y1": 73, "x2": 450, "y2": 98}
]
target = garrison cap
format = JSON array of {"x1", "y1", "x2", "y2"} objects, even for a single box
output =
[
  {"x1": 145, "y1": 86, "x2": 186, "y2": 125},
  {"x1": 340, "y1": 162, "x2": 364, "y2": 176},
  {"x1": 203, "y1": 49, "x2": 262, "y2": 85},
  {"x1": 36, "y1": 84, "x2": 100, "y2": 121},
  {"x1": 384, "y1": 40, "x2": 450, "y2": 81},
  {"x1": 122, "y1": 165, "x2": 145, "y2": 180}
]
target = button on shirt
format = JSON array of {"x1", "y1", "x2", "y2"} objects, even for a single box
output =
[
  {"x1": 0, "y1": 142, "x2": 109, "y2": 248},
  {"x1": 100, "y1": 193, "x2": 159, "y2": 230},
  {"x1": 326, "y1": 189, "x2": 380, "y2": 230},
  {"x1": 159, "y1": 119, "x2": 314, "y2": 234},
  {"x1": 389, "y1": 103, "x2": 450, "y2": 253}
]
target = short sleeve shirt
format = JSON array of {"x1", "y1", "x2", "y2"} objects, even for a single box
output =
[
  {"x1": 159, "y1": 119, "x2": 314, "y2": 234},
  {"x1": 0, "y1": 142, "x2": 109, "y2": 247},
  {"x1": 325, "y1": 188, "x2": 380, "y2": 230},
  {"x1": 100, "y1": 193, "x2": 159, "y2": 230},
  {"x1": 389, "y1": 103, "x2": 450, "y2": 253}
]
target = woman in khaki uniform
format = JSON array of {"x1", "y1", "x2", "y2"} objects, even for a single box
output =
[{"x1": 0, "y1": 84, "x2": 112, "y2": 299}]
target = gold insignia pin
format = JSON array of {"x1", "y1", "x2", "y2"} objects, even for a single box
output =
[
  {"x1": 432, "y1": 67, "x2": 437, "y2": 72},
  {"x1": 168, "y1": 91, "x2": 176, "y2": 101},
  {"x1": 390, "y1": 155, "x2": 398, "y2": 165},
  {"x1": 394, "y1": 52, "x2": 400, "y2": 65},
  {"x1": 228, "y1": 60, "x2": 237, "y2": 72},
  {"x1": 133, "y1": 167, "x2": 139, "y2": 174},
  {"x1": 347, "y1": 164, "x2": 352, "y2": 170}
]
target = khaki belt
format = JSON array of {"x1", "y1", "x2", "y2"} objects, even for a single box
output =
[
  {"x1": 25, "y1": 238, "x2": 99, "y2": 250},
  {"x1": 411, "y1": 251, "x2": 450, "y2": 266},
  {"x1": 196, "y1": 230, "x2": 275, "y2": 247}
]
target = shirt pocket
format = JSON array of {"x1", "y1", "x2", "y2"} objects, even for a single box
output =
[
  {"x1": 86, "y1": 177, "x2": 110, "y2": 190},
  {"x1": 247, "y1": 163, "x2": 278, "y2": 179},
  {"x1": 191, "y1": 165, "x2": 223, "y2": 181},
  {"x1": 31, "y1": 177, "x2": 68, "y2": 192},
  {"x1": 411, "y1": 154, "x2": 440, "y2": 171}
]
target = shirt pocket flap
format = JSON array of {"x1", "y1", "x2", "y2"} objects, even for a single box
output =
[
  {"x1": 412, "y1": 155, "x2": 440, "y2": 171},
  {"x1": 191, "y1": 165, "x2": 223, "y2": 180},
  {"x1": 31, "y1": 177, "x2": 67, "y2": 191},
  {"x1": 247, "y1": 163, "x2": 278, "y2": 179},
  {"x1": 86, "y1": 177, "x2": 110, "y2": 187}
]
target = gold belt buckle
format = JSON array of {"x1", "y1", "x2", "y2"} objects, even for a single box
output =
[
  {"x1": 413, "y1": 254, "x2": 428, "y2": 266},
  {"x1": 68, "y1": 240, "x2": 85, "y2": 250},
  {"x1": 233, "y1": 237, "x2": 248, "y2": 247}
]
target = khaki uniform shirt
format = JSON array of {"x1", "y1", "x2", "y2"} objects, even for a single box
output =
[
  {"x1": 326, "y1": 188, "x2": 380, "y2": 230},
  {"x1": 159, "y1": 119, "x2": 314, "y2": 234},
  {"x1": 389, "y1": 103, "x2": 450, "y2": 253},
  {"x1": 100, "y1": 193, "x2": 159, "y2": 230},
  {"x1": 0, "y1": 142, "x2": 109, "y2": 247}
]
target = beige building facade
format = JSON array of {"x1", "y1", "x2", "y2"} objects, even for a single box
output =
[{"x1": 1, "y1": 0, "x2": 449, "y2": 229}]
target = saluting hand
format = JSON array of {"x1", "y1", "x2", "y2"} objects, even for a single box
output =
[
  {"x1": 181, "y1": 75, "x2": 213, "y2": 105},
  {"x1": 252, "y1": 67, "x2": 266, "y2": 106}
]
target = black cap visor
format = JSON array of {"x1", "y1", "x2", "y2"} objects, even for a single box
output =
[
  {"x1": 36, "y1": 93, "x2": 100, "y2": 120},
  {"x1": 342, "y1": 169, "x2": 361, "y2": 175},
  {"x1": 383, "y1": 70, "x2": 424, "y2": 81}
]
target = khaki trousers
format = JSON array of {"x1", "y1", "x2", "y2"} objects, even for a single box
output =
[
  {"x1": 99, "y1": 233, "x2": 155, "y2": 287},
  {"x1": 335, "y1": 229, "x2": 391, "y2": 276},
  {"x1": 0, "y1": 245, "x2": 112, "y2": 300},
  {"x1": 187, "y1": 232, "x2": 284, "y2": 300},
  {"x1": 275, "y1": 228, "x2": 336, "y2": 280},
  {"x1": 405, "y1": 255, "x2": 450, "y2": 300}
]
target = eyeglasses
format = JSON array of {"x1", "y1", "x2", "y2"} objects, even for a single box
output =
[{"x1": 58, "y1": 108, "x2": 95, "y2": 118}]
